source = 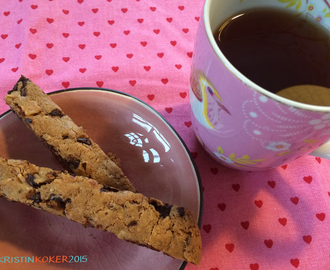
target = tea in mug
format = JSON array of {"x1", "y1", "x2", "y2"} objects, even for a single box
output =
[{"x1": 214, "y1": 8, "x2": 330, "y2": 105}]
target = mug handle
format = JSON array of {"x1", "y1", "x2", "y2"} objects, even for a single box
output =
[{"x1": 310, "y1": 140, "x2": 330, "y2": 159}]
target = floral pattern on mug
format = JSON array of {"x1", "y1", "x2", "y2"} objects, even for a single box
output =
[
  {"x1": 265, "y1": 141, "x2": 292, "y2": 152},
  {"x1": 214, "y1": 147, "x2": 265, "y2": 167}
]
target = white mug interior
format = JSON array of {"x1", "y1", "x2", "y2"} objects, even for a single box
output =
[{"x1": 203, "y1": 0, "x2": 330, "y2": 113}]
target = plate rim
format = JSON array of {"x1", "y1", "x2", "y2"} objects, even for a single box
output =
[{"x1": 1, "y1": 87, "x2": 203, "y2": 270}]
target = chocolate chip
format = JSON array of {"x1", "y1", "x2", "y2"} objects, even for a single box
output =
[
  {"x1": 177, "y1": 207, "x2": 185, "y2": 217},
  {"x1": 77, "y1": 138, "x2": 92, "y2": 145},
  {"x1": 49, "y1": 194, "x2": 71, "y2": 209},
  {"x1": 25, "y1": 174, "x2": 38, "y2": 188},
  {"x1": 66, "y1": 155, "x2": 80, "y2": 169},
  {"x1": 20, "y1": 87, "x2": 27, "y2": 96},
  {"x1": 8, "y1": 75, "x2": 30, "y2": 94},
  {"x1": 128, "y1": 220, "x2": 138, "y2": 227},
  {"x1": 48, "y1": 108, "x2": 65, "y2": 117},
  {"x1": 62, "y1": 135, "x2": 68, "y2": 139},
  {"x1": 82, "y1": 162, "x2": 87, "y2": 170},
  {"x1": 150, "y1": 200, "x2": 173, "y2": 218},
  {"x1": 25, "y1": 118, "x2": 32, "y2": 124},
  {"x1": 30, "y1": 192, "x2": 42, "y2": 204},
  {"x1": 100, "y1": 185, "x2": 119, "y2": 193}
]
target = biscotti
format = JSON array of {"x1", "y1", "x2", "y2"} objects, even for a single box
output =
[
  {"x1": 4, "y1": 75, "x2": 136, "y2": 192},
  {"x1": 0, "y1": 156, "x2": 202, "y2": 265}
]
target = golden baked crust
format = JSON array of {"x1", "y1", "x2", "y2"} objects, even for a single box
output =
[
  {"x1": 0, "y1": 156, "x2": 202, "y2": 265},
  {"x1": 5, "y1": 76, "x2": 136, "y2": 192}
]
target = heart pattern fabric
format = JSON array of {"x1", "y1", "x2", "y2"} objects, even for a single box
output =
[{"x1": 1, "y1": 1, "x2": 330, "y2": 270}]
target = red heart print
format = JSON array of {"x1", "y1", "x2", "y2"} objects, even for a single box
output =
[
  {"x1": 180, "y1": 92, "x2": 187, "y2": 98},
  {"x1": 96, "y1": 81, "x2": 104, "y2": 87},
  {"x1": 290, "y1": 259, "x2": 299, "y2": 268},
  {"x1": 46, "y1": 43, "x2": 54, "y2": 49},
  {"x1": 210, "y1": 167, "x2": 218, "y2": 175},
  {"x1": 1, "y1": 34, "x2": 8, "y2": 40},
  {"x1": 30, "y1": 28, "x2": 37, "y2": 34},
  {"x1": 108, "y1": 20, "x2": 115, "y2": 25},
  {"x1": 0, "y1": 58, "x2": 4, "y2": 63},
  {"x1": 175, "y1": 64, "x2": 182, "y2": 69},
  {"x1": 124, "y1": 30, "x2": 130, "y2": 35},
  {"x1": 129, "y1": 80, "x2": 136, "y2": 86},
  {"x1": 150, "y1": 7, "x2": 156, "y2": 11},
  {"x1": 62, "y1": 33, "x2": 70, "y2": 38},
  {"x1": 170, "y1": 41, "x2": 177, "y2": 46},
  {"x1": 184, "y1": 121, "x2": 192, "y2": 128},
  {"x1": 62, "y1": 10, "x2": 69, "y2": 14},
  {"x1": 210, "y1": 268, "x2": 219, "y2": 270},
  {"x1": 303, "y1": 176, "x2": 312, "y2": 184},
  {"x1": 126, "y1": 54, "x2": 133, "y2": 59},
  {"x1": 47, "y1": 18, "x2": 54, "y2": 24},
  {"x1": 166, "y1": 18, "x2": 173, "y2": 23},
  {"x1": 77, "y1": 0, "x2": 84, "y2": 4},
  {"x1": 144, "y1": 66, "x2": 151, "y2": 71},
  {"x1": 281, "y1": 164, "x2": 287, "y2": 169},
  {"x1": 316, "y1": 213, "x2": 326, "y2": 221},
  {"x1": 203, "y1": 224, "x2": 211, "y2": 233},
  {"x1": 315, "y1": 157, "x2": 321, "y2": 164},
  {"x1": 28, "y1": 54, "x2": 37, "y2": 60},
  {"x1": 225, "y1": 243, "x2": 234, "y2": 253},
  {"x1": 79, "y1": 68, "x2": 86, "y2": 73},
  {"x1": 232, "y1": 184, "x2": 240, "y2": 192},
  {"x1": 78, "y1": 21, "x2": 85, "y2": 26},
  {"x1": 328, "y1": 191, "x2": 330, "y2": 197},
  {"x1": 31, "y1": 5, "x2": 38, "y2": 9},
  {"x1": 110, "y1": 43, "x2": 117, "y2": 48},
  {"x1": 15, "y1": 43, "x2": 21, "y2": 49},
  {"x1": 187, "y1": 52, "x2": 193, "y2": 58},
  {"x1": 137, "y1": 18, "x2": 144, "y2": 23},
  {"x1": 17, "y1": 19, "x2": 23, "y2": 24},
  {"x1": 264, "y1": 239, "x2": 273, "y2": 248},
  {"x1": 268, "y1": 181, "x2": 276, "y2": 188},
  {"x1": 290, "y1": 197, "x2": 299, "y2": 205},
  {"x1": 254, "y1": 200, "x2": 263, "y2": 208},
  {"x1": 62, "y1": 82, "x2": 70, "y2": 89},
  {"x1": 62, "y1": 57, "x2": 70, "y2": 62},
  {"x1": 303, "y1": 235, "x2": 312, "y2": 244},
  {"x1": 278, "y1": 218, "x2": 287, "y2": 226},
  {"x1": 4, "y1": 11, "x2": 10, "y2": 16},
  {"x1": 250, "y1": 264, "x2": 259, "y2": 270},
  {"x1": 165, "y1": 107, "x2": 172, "y2": 113},
  {"x1": 241, "y1": 221, "x2": 249, "y2": 230},
  {"x1": 92, "y1": 8, "x2": 98, "y2": 13},
  {"x1": 190, "y1": 152, "x2": 198, "y2": 159},
  {"x1": 12, "y1": 67, "x2": 19, "y2": 72},
  {"x1": 178, "y1": 6, "x2": 185, "y2": 11},
  {"x1": 140, "y1": 41, "x2": 147, "y2": 47},
  {"x1": 112, "y1": 66, "x2": 119, "y2": 72},
  {"x1": 218, "y1": 203, "x2": 226, "y2": 211},
  {"x1": 79, "y1": 44, "x2": 86, "y2": 49},
  {"x1": 182, "y1": 28, "x2": 189, "y2": 33},
  {"x1": 45, "y1": 69, "x2": 53, "y2": 76},
  {"x1": 93, "y1": 32, "x2": 100, "y2": 37},
  {"x1": 157, "y1": 52, "x2": 164, "y2": 58},
  {"x1": 121, "y1": 8, "x2": 128, "y2": 13},
  {"x1": 153, "y1": 29, "x2": 160, "y2": 34},
  {"x1": 161, "y1": 78, "x2": 168, "y2": 85},
  {"x1": 147, "y1": 94, "x2": 155, "y2": 100},
  {"x1": 95, "y1": 55, "x2": 102, "y2": 60},
  {"x1": 195, "y1": 17, "x2": 200, "y2": 21}
]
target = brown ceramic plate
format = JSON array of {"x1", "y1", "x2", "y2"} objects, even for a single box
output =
[{"x1": 0, "y1": 88, "x2": 202, "y2": 270}]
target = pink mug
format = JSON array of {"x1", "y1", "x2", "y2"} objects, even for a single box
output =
[{"x1": 189, "y1": 0, "x2": 330, "y2": 171}]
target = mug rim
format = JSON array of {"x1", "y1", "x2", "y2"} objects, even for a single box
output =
[{"x1": 203, "y1": 0, "x2": 330, "y2": 113}]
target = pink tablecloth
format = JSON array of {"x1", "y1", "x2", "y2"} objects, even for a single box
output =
[{"x1": 1, "y1": 1, "x2": 330, "y2": 269}]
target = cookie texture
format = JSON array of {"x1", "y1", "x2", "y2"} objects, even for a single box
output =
[
  {"x1": 0, "y1": 156, "x2": 202, "y2": 265},
  {"x1": 5, "y1": 75, "x2": 136, "y2": 192}
]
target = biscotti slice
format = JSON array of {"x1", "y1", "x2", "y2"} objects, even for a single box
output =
[
  {"x1": 0, "y1": 156, "x2": 202, "y2": 265},
  {"x1": 4, "y1": 75, "x2": 136, "y2": 192}
]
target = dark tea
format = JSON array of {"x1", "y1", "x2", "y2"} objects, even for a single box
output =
[{"x1": 215, "y1": 8, "x2": 330, "y2": 94}]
